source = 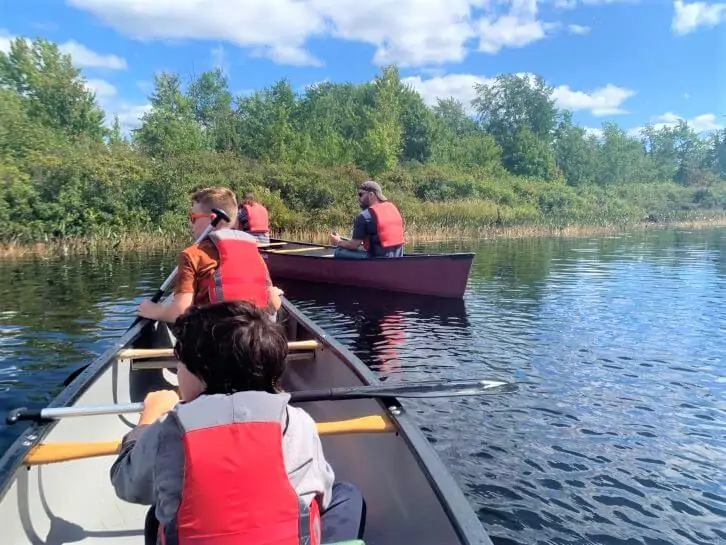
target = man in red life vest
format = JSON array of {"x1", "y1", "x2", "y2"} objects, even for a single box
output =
[
  {"x1": 237, "y1": 192, "x2": 271, "y2": 244},
  {"x1": 110, "y1": 301, "x2": 367, "y2": 545},
  {"x1": 330, "y1": 181, "x2": 405, "y2": 259}
]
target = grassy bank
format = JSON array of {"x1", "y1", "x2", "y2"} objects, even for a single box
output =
[{"x1": 3, "y1": 212, "x2": 725, "y2": 260}]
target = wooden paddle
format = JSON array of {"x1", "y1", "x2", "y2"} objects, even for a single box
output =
[
  {"x1": 23, "y1": 415, "x2": 394, "y2": 466},
  {"x1": 256, "y1": 242, "x2": 287, "y2": 248},
  {"x1": 265, "y1": 247, "x2": 326, "y2": 254}
]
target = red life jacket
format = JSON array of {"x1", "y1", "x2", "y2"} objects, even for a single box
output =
[
  {"x1": 198, "y1": 229, "x2": 269, "y2": 309},
  {"x1": 364, "y1": 201, "x2": 405, "y2": 252},
  {"x1": 244, "y1": 203, "x2": 270, "y2": 233},
  {"x1": 159, "y1": 392, "x2": 321, "y2": 545}
]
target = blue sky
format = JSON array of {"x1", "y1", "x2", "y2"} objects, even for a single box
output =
[{"x1": 1, "y1": 0, "x2": 724, "y2": 137}]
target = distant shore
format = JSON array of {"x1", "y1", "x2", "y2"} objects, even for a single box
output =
[{"x1": 2, "y1": 215, "x2": 725, "y2": 260}]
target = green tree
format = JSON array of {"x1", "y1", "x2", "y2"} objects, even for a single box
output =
[
  {"x1": 357, "y1": 66, "x2": 403, "y2": 176},
  {"x1": 133, "y1": 72, "x2": 207, "y2": 156},
  {"x1": 473, "y1": 74, "x2": 558, "y2": 179},
  {"x1": 0, "y1": 37, "x2": 105, "y2": 139},
  {"x1": 554, "y1": 112, "x2": 598, "y2": 186}
]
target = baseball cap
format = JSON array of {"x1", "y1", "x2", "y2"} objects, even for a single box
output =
[{"x1": 358, "y1": 180, "x2": 388, "y2": 202}]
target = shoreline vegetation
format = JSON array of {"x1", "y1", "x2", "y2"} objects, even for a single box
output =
[
  {"x1": 1, "y1": 37, "x2": 725, "y2": 261},
  {"x1": 3, "y1": 215, "x2": 725, "y2": 260}
]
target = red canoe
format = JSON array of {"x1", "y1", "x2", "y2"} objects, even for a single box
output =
[{"x1": 259, "y1": 238, "x2": 475, "y2": 299}]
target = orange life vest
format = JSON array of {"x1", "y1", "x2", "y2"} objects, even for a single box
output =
[
  {"x1": 364, "y1": 202, "x2": 405, "y2": 252},
  {"x1": 197, "y1": 229, "x2": 269, "y2": 309},
  {"x1": 244, "y1": 203, "x2": 270, "y2": 233},
  {"x1": 158, "y1": 392, "x2": 321, "y2": 545}
]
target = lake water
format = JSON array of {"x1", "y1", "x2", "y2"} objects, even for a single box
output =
[{"x1": 1, "y1": 228, "x2": 725, "y2": 545}]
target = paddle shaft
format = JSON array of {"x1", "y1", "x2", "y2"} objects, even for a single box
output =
[{"x1": 6, "y1": 379, "x2": 510, "y2": 423}]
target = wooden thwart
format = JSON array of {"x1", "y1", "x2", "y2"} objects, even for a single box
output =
[
  {"x1": 117, "y1": 339, "x2": 320, "y2": 361},
  {"x1": 23, "y1": 415, "x2": 394, "y2": 466},
  {"x1": 131, "y1": 351, "x2": 313, "y2": 370}
]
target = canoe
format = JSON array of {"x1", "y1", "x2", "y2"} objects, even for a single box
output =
[
  {"x1": 0, "y1": 299, "x2": 494, "y2": 545},
  {"x1": 259, "y1": 238, "x2": 475, "y2": 299}
]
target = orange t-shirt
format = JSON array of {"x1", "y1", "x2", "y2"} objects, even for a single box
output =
[
  {"x1": 174, "y1": 239, "x2": 221, "y2": 306},
  {"x1": 175, "y1": 239, "x2": 274, "y2": 308}
]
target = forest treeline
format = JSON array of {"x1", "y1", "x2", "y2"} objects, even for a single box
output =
[{"x1": 1, "y1": 37, "x2": 725, "y2": 243}]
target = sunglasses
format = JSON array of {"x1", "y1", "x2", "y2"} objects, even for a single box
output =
[
  {"x1": 358, "y1": 191, "x2": 367, "y2": 197},
  {"x1": 189, "y1": 212, "x2": 213, "y2": 224}
]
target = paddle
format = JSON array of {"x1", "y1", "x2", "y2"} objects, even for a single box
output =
[
  {"x1": 6, "y1": 379, "x2": 515, "y2": 424},
  {"x1": 60, "y1": 208, "x2": 230, "y2": 387},
  {"x1": 24, "y1": 415, "x2": 395, "y2": 465}
]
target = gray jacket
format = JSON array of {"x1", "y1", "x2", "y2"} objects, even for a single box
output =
[{"x1": 109, "y1": 391, "x2": 335, "y2": 529}]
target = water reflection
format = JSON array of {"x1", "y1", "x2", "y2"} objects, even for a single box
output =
[
  {"x1": 0, "y1": 251, "x2": 176, "y2": 430},
  {"x1": 278, "y1": 280, "x2": 470, "y2": 379}
]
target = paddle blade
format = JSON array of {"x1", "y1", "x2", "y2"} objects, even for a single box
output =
[
  {"x1": 289, "y1": 378, "x2": 516, "y2": 402},
  {"x1": 385, "y1": 379, "x2": 517, "y2": 398}
]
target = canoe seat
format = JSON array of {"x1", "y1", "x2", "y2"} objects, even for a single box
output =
[
  {"x1": 128, "y1": 351, "x2": 314, "y2": 371},
  {"x1": 119, "y1": 340, "x2": 320, "y2": 370}
]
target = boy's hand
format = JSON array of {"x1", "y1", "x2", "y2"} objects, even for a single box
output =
[
  {"x1": 139, "y1": 390, "x2": 180, "y2": 425},
  {"x1": 137, "y1": 299, "x2": 160, "y2": 319},
  {"x1": 270, "y1": 286, "x2": 284, "y2": 311}
]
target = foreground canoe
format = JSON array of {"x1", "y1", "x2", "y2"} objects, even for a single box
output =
[
  {"x1": 260, "y1": 238, "x2": 475, "y2": 299},
  {"x1": 0, "y1": 300, "x2": 494, "y2": 544}
]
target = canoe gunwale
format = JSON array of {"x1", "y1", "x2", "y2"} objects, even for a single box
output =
[
  {"x1": 280, "y1": 300, "x2": 493, "y2": 545},
  {"x1": 0, "y1": 319, "x2": 150, "y2": 502},
  {"x1": 266, "y1": 237, "x2": 476, "y2": 260}
]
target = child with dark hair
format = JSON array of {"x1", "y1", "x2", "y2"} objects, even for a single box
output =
[{"x1": 110, "y1": 301, "x2": 366, "y2": 545}]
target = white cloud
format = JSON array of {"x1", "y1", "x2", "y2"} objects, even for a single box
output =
[
  {"x1": 552, "y1": 83, "x2": 636, "y2": 116},
  {"x1": 210, "y1": 45, "x2": 229, "y2": 74},
  {"x1": 0, "y1": 30, "x2": 127, "y2": 70},
  {"x1": 112, "y1": 103, "x2": 152, "y2": 132},
  {"x1": 66, "y1": 0, "x2": 596, "y2": 67},
  {"x1": 67, "y1": 0, "x2": 327, "y2": 66},
  {"x1": 402, "y1": 74, "x2": 493, "y2": 111},
  {"x1": 653, "y1": 112, "x2": 724, "y2": 132},
  {"x1": 583, "y1": 126, "x2": 603, "y2": 138},
  {"x1": 568, "y1": 24, "x2": 591, "y2": 34},
  {"x1": 81, "y1": 77, "x2": 149, "y2": 132},
  {"x1": 476, "y1": 16, "x2": 552, "y2": 54},
  {"x1": 57, "y1": 40, "x2": 127, "y2": 70},
  {"x1": 403, "y1": 73, "x2": 636, "y2": 117},
  {"x1": 555, "y1": 0, "x2": 638, "y2": 8},
  {"x1": 0, "y1": 32, "x2": 12, "y2": 53},
  {"x1": 85, "y1": 78, "x2": 118, "y2": 99},
  {"x1": 629, "y1": 112, "x2": 725, "y2": 136},
  {"x1": 672, "y1": 0, "x2": 726, "y2": 34}
]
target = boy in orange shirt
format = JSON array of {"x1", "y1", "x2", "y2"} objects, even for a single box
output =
[{"x1": 136, "y1": 187, "x2": 283, "y2": 323}]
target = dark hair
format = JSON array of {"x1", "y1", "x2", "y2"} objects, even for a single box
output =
[{"x1": 171, "y1": 301, "x2": 288, "y2": 395}]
